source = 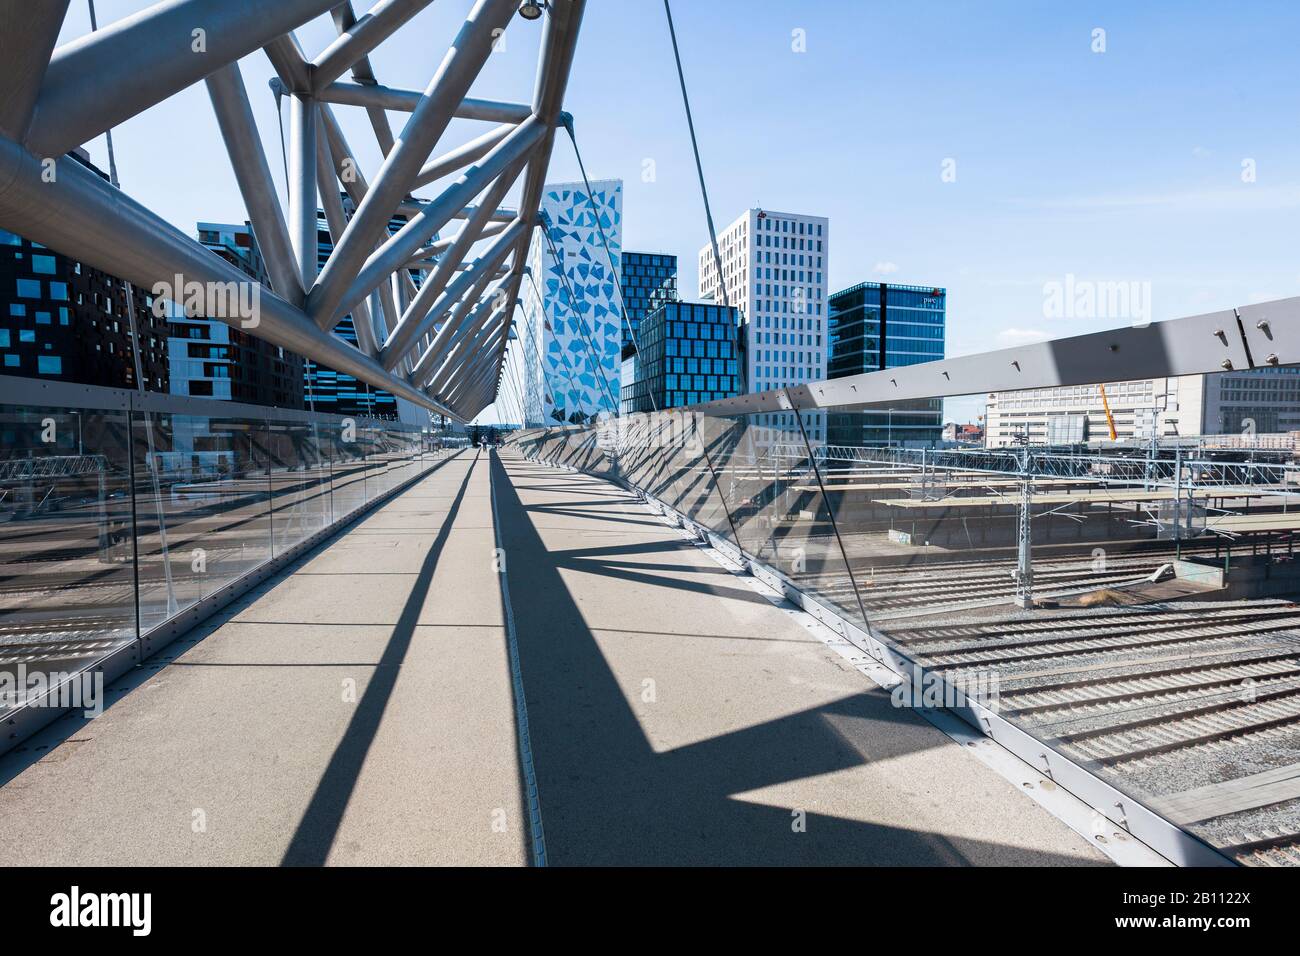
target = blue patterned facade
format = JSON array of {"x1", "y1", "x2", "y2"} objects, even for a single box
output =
[{"x1": 522, "y1": 179, "x2": 622, "y2": 425}]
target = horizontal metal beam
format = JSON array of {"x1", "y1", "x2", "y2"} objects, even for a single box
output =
[
  {"x1": 689, "y1": 304, "x2": 1276, "y2": 418},
  {"x1": 27, "y1": 0, "x2": 340, "y2": 156},
  {"x1": 317, "y1": 80, "x2": 534, "y2": 124}
]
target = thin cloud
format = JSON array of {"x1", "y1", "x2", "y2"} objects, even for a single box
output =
[{"x1": 873, "y1": 261, "x2": 900, "y2": 275}]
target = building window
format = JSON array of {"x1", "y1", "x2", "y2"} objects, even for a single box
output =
[
  {"x1": 37, "y1": 355, "x2": 62, "y2": 375},
  {"x1": 16, "y1": 278, "x2": 41, "y2": 298},
  {"x1": 31, "y1": 254, "x2": 56, "y2": 275}
]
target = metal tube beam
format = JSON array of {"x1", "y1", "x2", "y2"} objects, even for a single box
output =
[
  {"x1": 420, "y1": 272, "x2": 512, "y2": 387},
  {"x1": 317, "y1": 81, "x2": 533, "y2": 124},
  {"x1": 404, "y1": 220, "x2": 509, "y2": 268},
  {"x1": 329, "y1": 2, "x2": 397, "y2": 156},
  {"x1": 413, "y1": 122, "x2": 515, "y2": 190},
  {"x1": 315, "y1": 119, "x2": 378, "y2": 356},
  {"x1": 416, "y1": 279, "x2": 500, "y2": 387},
  {"x1": 445, "y1": 334, "x2": 506, "y2": 413},
  {"x1": 327, "y1": 119, "x2": 543, "y2": 328},
  {"x1": 381, "y1": 162, "x2": 526, "y2": 367},
  {"x1": 264, "y1": 33, "x2": 314, "y2": 93},
  {"x1": 306, "y1": 0, "x2": 518, "y2": 328},
  {"x1": 429, "y1": 300, "x2": 507, "y2": 396},
  {"x1": 206, "y1": 63, "x2": 304, "y2": 305},
  {"x1": 482, "y1": 0, "x2": 585, "y2": 408},
  {"x1": 0, "y1": 0, "x2": 70, "y2": 144},
  {"x1": 403, "y1": 224, "x2": 522, "y2": 376},
  {"x1": 312, "y1": 0, "x2": 435, "y2": 92},
  {"x1": 442, "y1": 348, "x2": 498, "y2": 409},
  {"x1": 27, "y1": 0, "x2": 340, "y2": 157},
  {"x1": 0, "y1": 137, "x2": 453, "y2": 418},
  {"x1": 289, "y1": 95, "x2": 319, "y2": 288}
]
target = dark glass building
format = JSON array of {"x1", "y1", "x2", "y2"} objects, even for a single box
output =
[
  {"x1": 621, "y1": 301, "x2": 740, "y2": 413},
  {"x1": 303, "y1": 202, "x2": 401, "y2": 418},
  {"x1": 827, "y1": 281, "x2": 946, "y2": 445},
  {"x1": 620, "y1": 251, "x2": 677, "y2": 349},
  {"x1": 0, "y1": 151, "x2": 169, "y2": 392}
]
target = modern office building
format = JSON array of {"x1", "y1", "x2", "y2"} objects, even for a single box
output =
[
  {"x1": 619, "y1": 251, "x2": 677, "y2": 349},
  {"x1": 305, "y1": 203, "x2": 400, "y2": 419},
  {"x1": 698, "y1": 207, "x2": 828, "y2": 441},
  {"x1": 620, "y1": 301, "x2": 740, "y2": 413},
  {"x1": 522, "y1": 179, "x2": 622, "y2": 425},
  {"x1": 826, "y1": 281, "x2": 946, "y2": 446},
  {"x1": 185, "y1": 206, "x2": 427, "y2": 423},
  {"x1": 984, "y1": 370, "x2": 1300, "y2": 447},
  {"x1": 167, "y1": 222, "x2": 305, "y2": 408},
  {"x1": 0, "y1": 150, "x2": 169, "y2": 392}
]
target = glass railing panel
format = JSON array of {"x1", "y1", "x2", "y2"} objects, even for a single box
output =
[
  {"x1": 133, "y1": 409, "x2": 273, "y2": 631},
  {"x1": 266, "y1": 415, "x2": 332, "y2": 556},
  {"x1": 0, "y1": 400, "x2": 137, "y2": 714},
  {"x1": 328, "y1": 420, "x2": 368, "y2": 519}
]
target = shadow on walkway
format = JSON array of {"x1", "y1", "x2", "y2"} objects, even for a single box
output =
[
  {"x1": 280, "y1": 451, "x2": 480, "y2": 866},
  {"x1": 491, "y1": 453, "x2": 1103, "y2": 866}
]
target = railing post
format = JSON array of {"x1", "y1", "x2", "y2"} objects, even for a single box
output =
[{"x1": 1014, "y1": 440, "x2": 1034, "y2": 609}]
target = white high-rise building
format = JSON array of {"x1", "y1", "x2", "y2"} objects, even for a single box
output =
[{"x1": 699, "y1": 208, "x2": 829, "y2": 440}]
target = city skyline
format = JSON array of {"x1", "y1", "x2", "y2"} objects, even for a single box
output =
[{"x1": 49, "y1": 2, "x2": 1300, "y2": 426}]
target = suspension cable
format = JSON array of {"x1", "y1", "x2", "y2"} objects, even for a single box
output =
[{"x1": 662, "y1": 0, "x2": 746, "y2": 392}]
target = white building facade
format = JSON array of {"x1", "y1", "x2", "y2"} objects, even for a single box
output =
[
  {"x1": 984, "y1": 368, "x2": 1300, "y2": 447},
  {"x1": 698, "y1": 208, "x2": 829, "y2": 440},
  {"x1": 521, "y1": 179, "x2": 622, "y2": 425}
]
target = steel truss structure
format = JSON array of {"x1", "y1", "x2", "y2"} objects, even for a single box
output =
[{"x1": 0, "y1": 0, "x2": 587, "y2": 422}]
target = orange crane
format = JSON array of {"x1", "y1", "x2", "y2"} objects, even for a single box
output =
[{"x1": 1098, "y1": 384, "x2": 1119, "y2": 441}]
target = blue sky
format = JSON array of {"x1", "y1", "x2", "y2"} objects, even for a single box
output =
[{"x1": 59, "y1": 1, "x2": 1300, "y2": 424}]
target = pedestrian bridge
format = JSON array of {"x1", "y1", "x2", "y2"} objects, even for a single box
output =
[{"x1": 0, "y1": 445, "x2": 1108, "y2": 866}]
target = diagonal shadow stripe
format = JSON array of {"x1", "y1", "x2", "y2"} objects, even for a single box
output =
[{"x1": 280, "y1": 451, "x2": 480, "y2": 866}]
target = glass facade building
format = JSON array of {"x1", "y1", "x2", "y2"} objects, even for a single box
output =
[
  {"x1": 827, "y1": 281, "x2": 946, "y2": 445},
  {"x1": 620, "y1": 301, "x2": 740, "y2": 413},
  {"x1": 619, "y1": 251, "x2": 677, "y2": 349},
  {"x1": 0, "y1": 152, "x2": 169, "y2": 392},
  {"x1": 174, "y1": 222, "x2": 305, "y2": 409}
]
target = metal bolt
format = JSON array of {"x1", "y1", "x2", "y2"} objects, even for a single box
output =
[
  {"x1": 1221, "y1": 359, "x2": 1233, "y2": 370},
  {"x1": 1267, "y1": 353, "x2": 1279, "y2": 365},
  {"x1": 1214, "y1": 328, "x2": 1228, "y2": 343},
  {"x1": 1257, "y1": 318, "x2": 1270, "y2": 331}
]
